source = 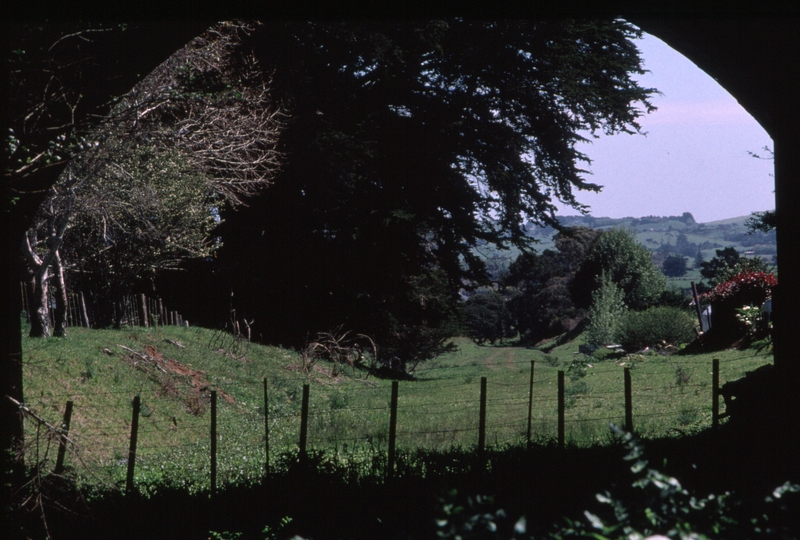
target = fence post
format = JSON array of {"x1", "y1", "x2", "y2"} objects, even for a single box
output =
[
  {"x1": 557, "y1": 371, "x2": 565, "y2": 449},
  {"x1": 387, "y1": 380, "x2": 399, "y2": 480},
  {"x1": 478, "y1": 377, "x2": 487, "y2": 454},
  {"x1": 211, "y1": 389, "x2": 217, "y2": 498},
  {"x1": 54, "y1": 400, "x2": 73, "y2": 474},
  {"x1": 624, "y1": 368, "x2": 633, "y2": 433},
  {"x1": 691, "y1": 282, "x2": 705, "y2": 331},
  {"x1": 526, "y1": 360, "x2": 535, "y2": 449},
  {"x1": 299, "y1": 384, "x2": 310, "y2": 459},
  {"x1": 712, "y1": 359, "x2": 720, "y2": 429},
  {"x1": 126, "y1": 395, "x2": 141, "y2": 493},
  {"x1": 263, "y1": 378, "x2": 270, "y2": 477},
  {"x1": 139, "y1": 294, "x2": 149, "y2": 327}
]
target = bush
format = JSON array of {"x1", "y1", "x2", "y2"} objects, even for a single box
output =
[
  {"x1": 585, "y1": 272, "x2": 627, "y2": 347},
  {"x1": 703, "y1": 270, "x2": 776, "y2": 341},
  {"x1": 616, "y1": 306, "x2": 696, "y2": 352}
]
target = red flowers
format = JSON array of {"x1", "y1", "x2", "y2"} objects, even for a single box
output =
[{"x1": 703, "y1": 271, "x2": 777, "y2": 304}]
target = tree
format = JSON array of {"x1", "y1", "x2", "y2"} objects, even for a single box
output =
[
  {"x1": 462, "y1": 290, "x2": 514, "y2": 345},
  {"x1": 745, "y1": 147, "x2": 775, "y2": 234},
  {"x1": 662, "y1": 254, "x2": 688, "y2": 277},
  {"x1": 694, "y1": 250, "x2": 704, "y2": 269},
  {"x1": 3, "y1": 19, "x2": 211, "y2": 520},
  {"x1": 504, "y1": 227, "x2": 600, "y2": 343},
  {"x1": 585, "y1": 271, "x2": 627, "y2": 347},
  {"x1": 20, "y1": 21, "x2": 285, "y2": 334},
  {"x1": 59, "y1": 144, "x2": 219, "y2": 328},
  {"x1": 572, "y1": 228, "x2": 666, "y2": 311},
  {"x1": 699, "y1": 247, "x2": 740, "y2": 285},
  {"x1": 211, "y1": 19, "x2": 656, "y2": 359}
]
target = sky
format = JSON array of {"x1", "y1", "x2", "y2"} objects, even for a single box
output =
[{"x1": 555, "y1": 31, "x2": 775, "y2": 224}]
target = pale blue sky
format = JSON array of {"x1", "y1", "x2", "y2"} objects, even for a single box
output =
[{"x1": 557, "y1": 31, "x2": 775, "y2": 224}]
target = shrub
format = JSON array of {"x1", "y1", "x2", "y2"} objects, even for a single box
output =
[
  {"x1": 616, "y1": 306, "x2": 696, "y2": 352},
  {"x1": 585, "y1": 272, "x2": 627, "y2": 348},
  {"x1": 702, "y1": 270, "x2": 776, "y2": 341}
]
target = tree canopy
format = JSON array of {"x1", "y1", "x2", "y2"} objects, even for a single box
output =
[
  {"x1": 212, "y1": 19, "x2": 656, "y2": 358},
  {"x1": 572, "y1": 228, "x2": 666, "y2": 311}
]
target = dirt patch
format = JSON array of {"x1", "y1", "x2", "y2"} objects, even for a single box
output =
[{"x1": 118, "y1": 344, "x2": 235, "y2": 413}]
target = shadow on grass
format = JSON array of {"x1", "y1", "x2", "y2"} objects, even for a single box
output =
[{"x1": 11, "y1": 417, "x2": 799, "y2": 540}]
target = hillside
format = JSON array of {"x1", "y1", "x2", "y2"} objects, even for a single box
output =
[
  {"x1": 19, "y1": 321, "x2": 771, "y2": 493},
  {"x1": 476, "y1": 212, "x2": 776, "y2": 280}
]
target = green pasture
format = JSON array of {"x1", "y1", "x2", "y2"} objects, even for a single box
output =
[{"x1": 20, "y1": 322, "x2": 772, "y2": 493}]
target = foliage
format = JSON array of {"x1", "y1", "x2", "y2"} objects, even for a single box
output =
[
  {"x1": 735, "y1": 304, "x2": 772, "y2": 345},
  {"x1": 549, "y1": 426, "x2": 800, "y2": 539},
  {"x1": 436, "y1": 490, "x2": 527, "y2": 540},
  {"x1": 702, "y1": 271, "x2": 776, "y2": 305},
  {"x1": 59, "y1": 145, "x2": 218, "y2": 327},
  {"x1": 573, "y1": 228, "x2": 666, "y2": 311},
  {"x1": 505, "y1": 228, "x2": 600, "y2": 344},
  {"x1": 615, "y1": 307, "x2": 697, "y2": 352},
  {"x1": 661, "y1": 254, "x2": 688, "y2": 277},
  {"x1": 745, "y1": 147, "x2": 775, "y2": 234},
  {"x1": 699, "y1": 247, "x2": 740, "y2": 285},
  {"x1": 212, "y1": 19, "x2": 656, "y2": 356},
  {"x1": 745, "y1": 210, "x2": 776, "y2": 234},
  {"x1": 462, "y1": 291, "x2": 515, "y2": 346},
  {"x1": 715, "y1": 256, "x2": 774, "y2": 285},
  {"x1": 585, "y1": 273, "x2": 627, "y2": 348},
  {"x1": 19, "y1": 21, "x2": 285, "y2": 333},
  {"x1": 702, "y1": 271, "x2": 776, "y2": 341}
]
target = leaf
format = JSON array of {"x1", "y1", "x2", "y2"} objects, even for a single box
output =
[
  {"x1": 513, "y1": 516, "x2": 527, "y2": 534},
  {"x1": 584, "y1": 510, "x2": 606, "y2": 530}
]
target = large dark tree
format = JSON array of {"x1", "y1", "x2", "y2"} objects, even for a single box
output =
[{"x1": 213, "y1": 19, "x2": 656, "y2": 362}]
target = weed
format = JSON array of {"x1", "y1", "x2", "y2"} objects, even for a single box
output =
[
  {"x1": 567, "y1": 357, "x2": 590, "y2": 381},
  {"x1": 675, "y1": 366, "x2": 691, "y2": 388},
  {"x1": 677, "y1": 406, "x2": 699, "y2": 426},
  {"x1": 80, "y1": 358, "x2": 95, "y2": 381},
  {"x1": 542, "y1": 354, "x2": 560, "y2": 367}
]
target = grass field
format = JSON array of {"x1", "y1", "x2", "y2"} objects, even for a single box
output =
[{"x1": 19, "y1": 320, "x2": 773, "y2": 494}]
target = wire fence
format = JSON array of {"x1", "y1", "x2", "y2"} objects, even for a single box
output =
[{"x1": 13, "y1": 356, "x2": 749, "y2": 494}]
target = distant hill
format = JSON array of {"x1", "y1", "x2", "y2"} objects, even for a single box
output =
[{"x1": 475, "y1": 212, "x2": 776, "y2": 280}]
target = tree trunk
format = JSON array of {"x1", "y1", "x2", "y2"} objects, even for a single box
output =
[
  {"x1": 52, "y1": 252, "x2": 68, "y2": 338},
  {"x1": 29, "y1": 265, "x2": 51, "y2": 338}
]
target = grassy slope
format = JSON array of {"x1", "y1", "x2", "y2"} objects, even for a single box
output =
[{"x1": 20, "y1": 321, "x2": 772, "y2": 494}]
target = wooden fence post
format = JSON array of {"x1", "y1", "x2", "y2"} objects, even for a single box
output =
[
  {"x1": 211, "y1": 389, "x2": 217, "y2": 498},
  {"x1": 478, "y1": 377, "x2": 487, "y2": 454},
  {"x1": 557, "y1": 371, "x2": 565, "y2": 449},
  {"x1": 526, "y1": 360, "x2": 535, "y2": 449},
  {"x1": 54, "y1": 400, "x2": 73, "y2": 474},
  {"x1": 126, "y1": 395, "x2": 141, "y2": 493},
  {"x1": 624, "y1": 368, "x2": 633, "y2": 433},
  {"x1": 139, "y1": 294, "x2": 149, "y2": 327},
  {"x1": 712, "y1": 359, "x2": 720, "y2": 429},
  {"x1": 691, "y1": 282, "x2": 705, "y2": 332},
  {"x1": 387, "y1": 380, "x2": 399, "y2": 480},
  {"x1": 263, "y1": 378, "x2": 270, "y2": 476},
  {"x1": 299, "y1": 384, "x2": 310, "y2": 459}
]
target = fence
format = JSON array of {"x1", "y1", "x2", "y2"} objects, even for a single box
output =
[
  {"x1": 20, "y1": 283, "x2": 190, "y2": 329},
  {"x1": 12, "y1": 358, "x2": 738, "y2": 494}
]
